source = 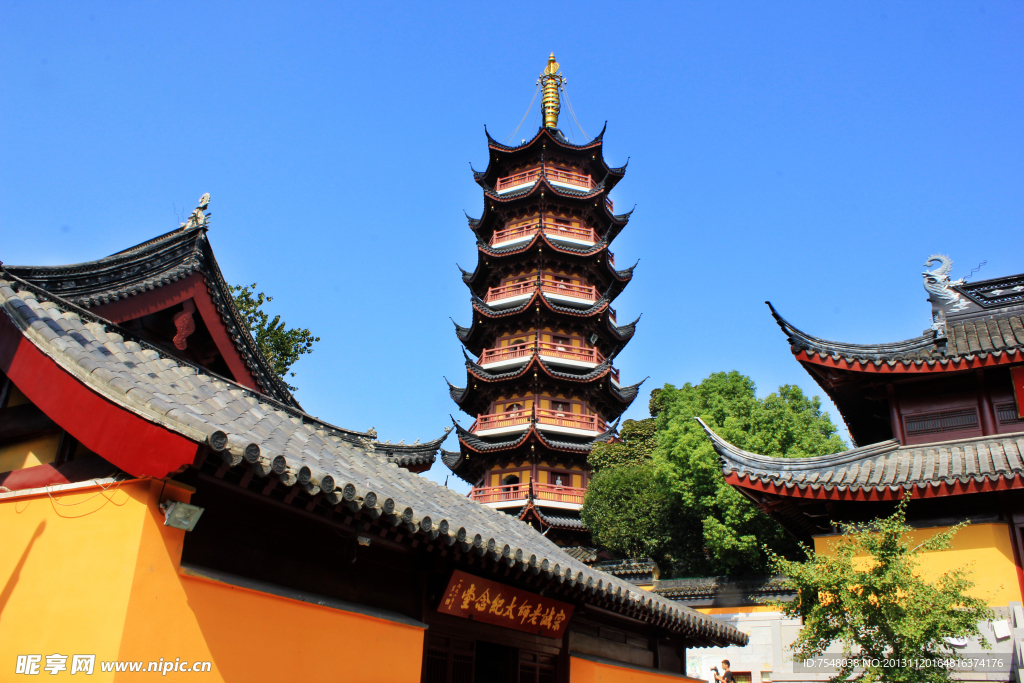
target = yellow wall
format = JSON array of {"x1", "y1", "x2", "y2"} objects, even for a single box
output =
[
  {"x1": 0, "y1": 433, "x2": 62, "y2": 471},
  {"x1": 571, "y1": 656, "x2": 704, "y2": 683},
  {"x1": 0, "y1": 479, "x2": 426, "y2": 681},
  {"x1": 813, "y1": 522, "x2": 1023, "y2": 607}
]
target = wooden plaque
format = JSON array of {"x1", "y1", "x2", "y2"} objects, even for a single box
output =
[{"x1": 438, "y1": 570, "x2": 574, "y2": 638}]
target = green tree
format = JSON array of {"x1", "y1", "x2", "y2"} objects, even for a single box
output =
[
  {"x1": 769, "y1": 495, "x2": 992, "y2": 683},
  {"x1": 582, "y1": 418, "x2": 691, "y2": 566},
  {"x1": 588, "y1": 418, "x2": 658, "y2": 472},
  {"x1": 582, "y1": 371, "x2": 847, "y2": 576},
  {"x1": 230, "y1": 283, "x2": 320, "y2": 392},
  {"x1": 657, "y1": 372, "x2": 846, "y2": 575}
]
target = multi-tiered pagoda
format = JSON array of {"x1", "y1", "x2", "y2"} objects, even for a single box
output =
[{"x1": 443, "y1": 55, "x2": 642, "y2": 545}]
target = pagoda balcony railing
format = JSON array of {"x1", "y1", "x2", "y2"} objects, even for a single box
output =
[
  {"x1": 495, "y1": 166, "x2": 594, "y2": 193},
  {"x1": 469, "y1": 483, "x2": 526, "y2": 504},
  {"x1": 484, "y1": 278, "x2": 597, "y2": 305},
  {"x1": 477, "y1": 343, "x2": 620, "y2": 382},
  {"x1": 468, "y1": 482, "x2": 587, "y2": 507},
  {"x1": 490, "y1": 220, "x2": 598, "y2": 248},
  {"x1": 535, "y1": 409, "x2": 607, "y2": 434},
  {"x1": 471, "y1": 408, "x2": 532, "y2": 434},
  {"x1": 532, "y1": 482, "x2": 586, "y2": 505},
  {"x1": 470, "y1": 407, "x2": 607, "y2": 436}
]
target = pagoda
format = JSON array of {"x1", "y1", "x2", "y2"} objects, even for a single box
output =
[{"x1": 443, "y1": 55, "x2": 642, "y2": 545}]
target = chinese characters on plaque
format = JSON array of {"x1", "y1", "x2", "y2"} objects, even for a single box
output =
[{"x1": 438, "y1": 570, "x2": 574, "y2": 638}]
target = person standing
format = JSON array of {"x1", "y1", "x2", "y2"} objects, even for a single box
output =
[{"x1": 713, "y1": 660, "x2": 735, "y2": 683}]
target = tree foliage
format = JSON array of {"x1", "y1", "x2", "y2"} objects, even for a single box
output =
[
  {"x1": 230, "y1": 283, "x2": 320, "y2": 392},
  {"x1": 588, "y1": 418, "x2": 658, "y2": 472},
  {"x1": 581, "y1": 463, "x2": 690, "y2": 562},
  {"x1": 582, "y1": 371, "x2": 847, "y2": 576},
  {"x1": 769, "y1": 495, "x2": 993, "y2": 683}
]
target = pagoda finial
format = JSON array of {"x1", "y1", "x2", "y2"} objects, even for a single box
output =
[{"x1": 537, "y1": 53, "x2": 566, "y2": 129}]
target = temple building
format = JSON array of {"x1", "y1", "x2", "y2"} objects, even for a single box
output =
[
  {"x1": 692, "y1": 255, "x2": 1024, "y2": 682},
  {"x1": 1, "y1": 148, "x2": 744, "y2": 681},
  {"x1": 444, "y1": 55, "x2": 641, "y2": 545}
]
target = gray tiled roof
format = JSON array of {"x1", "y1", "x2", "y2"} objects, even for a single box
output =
[
  {"x1": 653, "y1": 576, "x2": 793, "y2": 603},
  {"x1": 697, "y1": 417, "x2": 1024, "y2": 494},
  {"x1": 0, "y1": 275, "x2": 745, "y2": 645},
  {"x1": 593, "y1": 558, "x2": 658, "y2": 582},
  {"x1": 562, "y1": 546, "x2": 600, "y2": 564},
  {"x1": 6, "y1": 226, "x2": 300, "y2": 408},
  {"x1": 769, "y1": 302, "x2": 1024, "y2": 364}
]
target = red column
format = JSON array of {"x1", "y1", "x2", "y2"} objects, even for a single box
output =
[
  {"x1": 887, "y1": 383, "x2": 906, "y2": 445},
  {"x1": 977, "y1": 369, "x2": 998, "y2": 436}
]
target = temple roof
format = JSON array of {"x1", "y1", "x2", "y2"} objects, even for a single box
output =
[
  {"x1": 5, "y1": 226, "x2": 299, "y2": 407},
  {"x1": 447, "y1": 419, "x2": 619, "y2": 461},
  {"x1": 562, "y1": 546, "x2": 601, "y2": 565},
  {"x1": 466, "y1": 191, "x2": 631, "y2": 244},
  {"x1": 518, "y1": 500, "x2": 586, "y2": 531},
  {"x1": 453, "y1": 353, "x2": 642, "y2": 410},
  {"x1": 0, "y1": 276, "x2": 745, "y2": 645},
  {"x1": 453, "y1": 312, "x2": 638, "y2": 359},
  {"x1": 652, "y1": 576, "x2": 794, "y2": 606},
  {"x1": 0, "y1": 271, "x2": 447, "y2": 471},
  {"x1": 374, "y1": 427, "x2": 453, "y2": 473},
  {"x1": 481, "y1": 173, "x2": 613, "y2": 210},
  {"x1": 697, "y1": 417, "x2": 1024, "y2": 500},
  {"x1": 770, "y1": 302, "x2": 1024, "y2": 369},
  {"x1": 593, "y1": 558, "x2": 659, "y2": 584},
  {"x1": 463, "y1": 234, "x2": 635, "y2": 293},
  {"x1": 474, "y1": 124, "x2": 625, "y2": 190},
  {"x1": 470, "y1": 288, "x2": 616, "y2": 320}
]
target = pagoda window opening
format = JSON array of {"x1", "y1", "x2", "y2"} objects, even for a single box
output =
[
  {"x1": 904, "y1": 407, "x2": 980, "y2": 439},
  {"x1": 550, "y1": 471, "x2": 571, "y2": 488},
  {"x1": 551, "y1": 401, "x2": 571, "y2": 415},
  {"x1": 997, "y1": 402, "x2": 1024, "y2": 428}
]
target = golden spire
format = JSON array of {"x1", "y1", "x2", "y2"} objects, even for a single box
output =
[{"x1": 537, "y1": 53, "x2": 566, "y2": 129}]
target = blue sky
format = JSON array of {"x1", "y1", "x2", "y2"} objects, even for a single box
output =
[{"x1": 2, "y1": 2, "x2": 1021, "y2": 493}]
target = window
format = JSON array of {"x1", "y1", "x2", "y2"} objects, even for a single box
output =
[
  {"x1": 502, "y1": 474, "x2": 520, "y2": 487},
  {"x1": 504, "y1": 402, "x2": 524, "y2": 413},
  {"x1": 423, "y1": 635, "x2": 474, "y2": 683},
  {"x1": 904, "y1": 407, "x2": 979, "y2": 437},
  {"x1": 551, "y1": 401, "x2": 570, "y2": 414},
  {"x1": 997, "y1": 402, "x2": 1024, "y2": 426},
  {"x1": 550, "y1": 472, "x2": 571, "y2": 488},
  {"x1": 518, "y1": 652, "x2": 556, "y2": 683}
]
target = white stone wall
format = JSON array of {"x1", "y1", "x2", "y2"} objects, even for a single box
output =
[{"x1": 685, "y1": 604, "x2": 1024, "y2": 683}]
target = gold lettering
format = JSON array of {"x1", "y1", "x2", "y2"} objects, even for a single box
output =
[
  {"x1": 540, "y1": 607, "x2": 555, "y2": 628},
  {"x1": 460, "y1": 584, "x2": 478, "y2": 611},
  {"x1": 475, "y1": 588, "x2": 492, "y2": 611},
  {"x1": 488, "y1": 594, "x2": 506, "y2": 615},
  {"x1": 443, "y1": 580, "x2": 463, "y2": 609},
  {"x1": 528, "y1": 603, "x2": 545, "y2": 625},
  {"x1": 502, "y1": 596, "x2": 519, "y2": 619},
  {"x1": 518, "y1": 601, "x2": 533, "y2": 624},
  {"x1": 552, "y1": 609, "x2": 567, "y2": 631}
]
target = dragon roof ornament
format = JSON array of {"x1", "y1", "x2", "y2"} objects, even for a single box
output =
[{"x1": 923, "y1": 254, "x2": 968, "y2": 341}]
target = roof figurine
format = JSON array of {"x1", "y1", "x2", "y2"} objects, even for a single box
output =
[{"x1": 182, "y1": 192, "x2": 211, "y2": 229}]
